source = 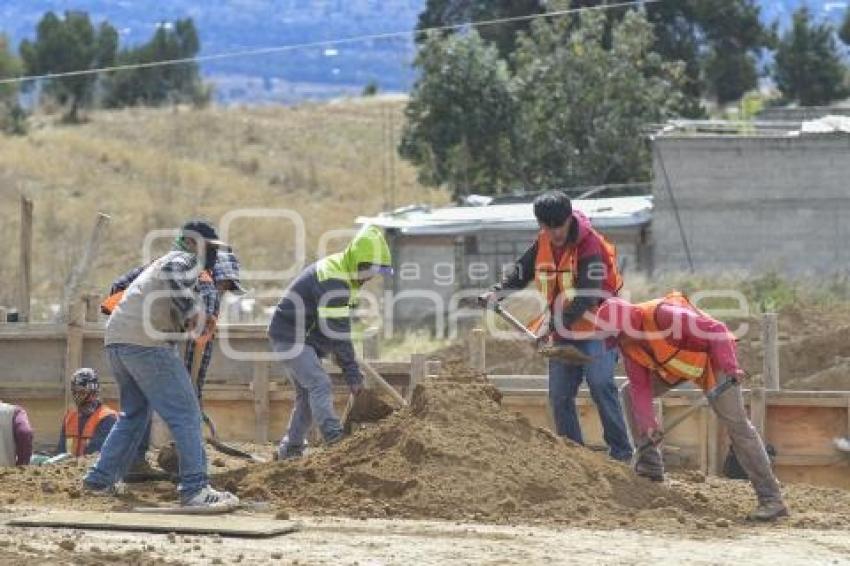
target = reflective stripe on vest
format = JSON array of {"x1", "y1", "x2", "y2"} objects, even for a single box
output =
[
  {"x1": 530, "y1": 226, "x2": 622, "y2": 334},
  {"x1": 63, "y1": 404, "x2": 118, "y2": 457},
  {"x1": 534, "y1": 229, "x2": 578, "y2": 310},
  {"x1": 620, "y1": 291, "x2": 717, "y2": 390}
]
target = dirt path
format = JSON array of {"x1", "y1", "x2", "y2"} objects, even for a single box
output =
[{"x1": 1, "y1": 510, "x2": 848, "y2": 565}]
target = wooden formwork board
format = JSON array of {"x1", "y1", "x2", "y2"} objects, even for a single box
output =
[{"x1": 8, "y1": 511, "x2": 299, "y2": 538}]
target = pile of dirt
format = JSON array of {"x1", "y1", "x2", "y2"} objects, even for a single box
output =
[
  {"x1": 217, "y1": 363, "x2": 741, "y2": 529},
  {"x1": 2, "y1": 362, "x2": 849, "y2": 532},
  {"x1": 733, "y1": 303, "x2": 850, "y2": 389},
  {"x1": 737, "y1": 324, "x2": 850, "y2": 388},
  {"x1": 0, "y1": 444, "x2": 274, "y2": 512},
  {"x1": 784, "y1": 361, "x2": 850, "y2": 391}
]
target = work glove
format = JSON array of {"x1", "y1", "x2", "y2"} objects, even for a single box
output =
[
  {"x1": 476, "y1": 291, "x2": 494, "y2": 308},
  {"x1": 535, "y1": 331, "x2": 554, "y2": 350},
  {"x1": 346, "y1": 372, "x2": 365, "y2": 395}
]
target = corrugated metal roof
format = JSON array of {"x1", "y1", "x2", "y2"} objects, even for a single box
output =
[{"x1": 356, "y1": 196, "x2": 653, "y2": 236}]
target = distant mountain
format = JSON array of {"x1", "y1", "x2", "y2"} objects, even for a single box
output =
[
  {"x1": 1, "y1": 0, "x2": 424, "y2": 103},
  {"x1": 1, "y1": 1, "x2": 847, "y2": 104}
]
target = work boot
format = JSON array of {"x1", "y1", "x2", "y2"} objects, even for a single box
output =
[
  {"x1": 634, "y1": 459, "x2": 665, "y2": 482},
  {"x1": 748, "y1": 500, "x2": 789, "y2": 522},
  {"x1": 125, "y1": 459, "x2": 171, "y2": 483},
  {"x1": 128, "y1": 459, "x2": 160, "y2": 476},
  {"x1": 634, "y1": 444, "x2": 665, "y2": 482},
  {"x1": 82, "y1": 481, "x2": 127, "y2": 497}
]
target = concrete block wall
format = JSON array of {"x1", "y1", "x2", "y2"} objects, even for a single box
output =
[{"x1": 652, "y1": 135, "x2": 850, "y2": 275}]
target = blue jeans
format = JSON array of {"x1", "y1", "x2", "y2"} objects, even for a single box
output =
[
  {"x1": 548, "y1": 339, "x2": 633, "y2": 461},
  {"x1": 272, "y1": 341, "x2": 343, "y2": 450},
  {"x1": 85, "y1": 344, "x2": 208, "y2": 499}
]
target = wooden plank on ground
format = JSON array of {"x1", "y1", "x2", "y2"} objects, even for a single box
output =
[{"x1": 8, "y1": 511, "x2": 299, "y2": 538}]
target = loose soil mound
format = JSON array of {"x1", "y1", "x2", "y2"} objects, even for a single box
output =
[
  {"x1": 3, "y1": 364, "x2": 850, "y2": 533},
  {"x1": 216, "y1": 364, "x2": 727, "y2": 529},
  {"x1": 784, "y1": 361, "x2": 850, "y2": 391}
]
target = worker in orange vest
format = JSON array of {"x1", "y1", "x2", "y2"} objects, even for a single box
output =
[
  {"x1": 590, "y1": 293, "x2": 789, "y2": 521},
  {"x1": 481, "y1": 191, "x2": 633, "y2": 462},
  {"x1": 58, "y1": 369, "x2": 150, "y2": 472},
  {"x1": 58, "y1": 369, "x2": 119, "y2": 457}
]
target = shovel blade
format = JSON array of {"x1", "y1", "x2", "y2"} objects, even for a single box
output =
[
  {"x1": 342, "y1": 389, "x2": 395, "y2": 433},
  {"x1": 538, "y1": 344, "x2": 592, "y2": 365}
]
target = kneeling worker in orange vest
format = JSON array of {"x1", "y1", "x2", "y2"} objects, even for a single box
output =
[
  {"x1": 591, "y1": 293, "x2": 789, "y2": 522},
  {"x1": 58, "y1": 369, "x2": 146, "y2": 469}
]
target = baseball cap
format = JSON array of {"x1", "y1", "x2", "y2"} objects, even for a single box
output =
[
  {"x1": 212, "y1": 250, "x2": 247, "y2": 295},
  {"x1": 179, "y1": 219, "x2": 229, "y2": 248}
]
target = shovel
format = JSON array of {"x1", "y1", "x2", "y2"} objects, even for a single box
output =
[
  {"x1": 189, "y1": 337, "x2": 264, "y2": 462},
  {"x1": 341, "y1": 358, "x2": 407, "y2": 433},
  {"x1": 488, "y1": 302, "x2": 592, "y2": 365}
]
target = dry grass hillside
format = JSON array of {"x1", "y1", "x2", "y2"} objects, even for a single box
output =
[{"x1": 0, "y1": 97, "x2": 447, "y2": 319}]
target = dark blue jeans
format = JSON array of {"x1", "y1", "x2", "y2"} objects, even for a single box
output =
[
  {"x1": 548, "y1": 339, "x2": 633, "y2": 461},
  {"x1": 85, "y1": 344, "x2": 208, "y2": 499}
]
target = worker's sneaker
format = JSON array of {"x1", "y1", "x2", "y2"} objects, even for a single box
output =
[
  {"x1": 181, "y1": 486, "x2": 239, "y2": 510},
  {"x1": 82, "y1": 481, "x2": 126, "y2": 497},
  {"x1": 748, "y1": 500, "x2": 789, "y2": 522}
]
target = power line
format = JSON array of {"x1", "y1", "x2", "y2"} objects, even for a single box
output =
[{"x1": 0, "y1": 0, "x2": 657, "y2": 86}]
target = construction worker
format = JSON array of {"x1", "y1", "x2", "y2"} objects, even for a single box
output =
[
  {"x1": 480, "y1": 191, "x2": 633, "y2": 462},
  {"x1": 83, "y1": 220, "x2": 239, "y2": 510},
  {"x1": 60, "y1": 369, "x2": 114, "y2": 454},
  {"x1": 590, "y1": 293, "x2": 789, "y2": 521},
  {"x1": 0, "y1": 399, "x2": 32, "y2": 467},
  {"x1": 268, "y1": 225, "x2": 393, "y2": 459},
  {"x1": 154, "y1": 251, "x2": 246, "y2": 474},
  {"x1": 57, "y1": 368, "x2": 155, "y2": 475},
  {"x1": 184, "y1": 250, "x2": 246, "y2": 401},
  {"x1": 106, "y1": 250, "x2": 244, "y2": 475}
]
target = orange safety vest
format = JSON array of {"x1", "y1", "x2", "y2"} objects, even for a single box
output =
[
  {"x1": 620, "y1": 292, "x2": 730, "y2": 391},
  {"x1": 63, "y1": 404, "x2": 118, "y2": 457},
  {"x1": 100, "y1": 291, "x2": 124, "y2": 315},
  {"x1": 529, "y1": 228, "x2": 623, "y2": 334}
]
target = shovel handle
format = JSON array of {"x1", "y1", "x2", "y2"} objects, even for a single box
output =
[
  {"x1": 360, "y1": 359, "x2": 408, "y2": 407},
  {"x1": 492, "y1": 303, "x2": 539, "y2": 342},
  {"x1": 636, "y1": 378, "x2": 739, "y2": 453}
]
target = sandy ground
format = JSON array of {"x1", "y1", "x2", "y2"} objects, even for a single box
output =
[{"x1": 0, "y1": 509, "x2": 848, "y2": 565}]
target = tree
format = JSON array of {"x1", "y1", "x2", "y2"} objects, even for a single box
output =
[
  {"x1": 0, "y1": 35, "x2": 20, "y2": 103},
  {"x1": 773, "y1": 8, "x2": 849, "y2": 107},
  {"x1": 840, "y1": 8, "x2": 850, "y2": 47},
  {"x1": 400, "y1": 31, "x2": 517, "y2": 198},
  {"x1": 587, "y1": 0, "x2": 772, "y2": 111},
  {"x1": 430, "y1": 1, "x2": 770, "y2": 113},
  {"x1": 511, "y1": 9, "x2": 684, "y2": 189},
  {"x1": 104, "y1": 18, "x2": 208, "y2": 108},
  {"x1": 362, "y1": 80, "x2": 378, "y2": 96},
  {"x1": 693, "y1": 0, "x2": 773, "y2": 106},
  {"x1": 19, "y1": 11, "x2": 118, "y2": 122},
  {"x1": 0, "y1": 35, "x2": 26, "y2": 134},
  {"x1": 415, "y1": 0, "x2": 544, "y2": 60}
]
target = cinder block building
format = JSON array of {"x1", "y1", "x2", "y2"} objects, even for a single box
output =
[{"x1": 357, "y1": 196, "x2": 653, "y2": 328}]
